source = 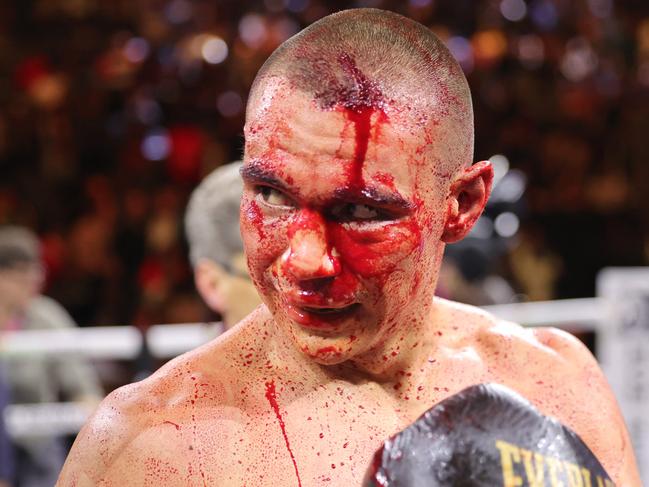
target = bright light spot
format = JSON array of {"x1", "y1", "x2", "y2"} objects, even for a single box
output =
[
  {"x1": 446, "y1": 36, "x2": 474, "y2": 72},
  {"x1": 530, "y1": 0, "x2": 557, "y2": 30},
  {"x1": 287, "y1": 0, "x2": 309, "y2": 12},
  {"x1": 124, "y1": 37, "x2": 150, "y2": 63},
  {"x1": 165, "y1": 0, "x2": 193, "y2": 24},
  {"x1": 201, "y1": 37, "x2": 228, "y2": 65},
  {"x1": 560, "y1": 37, "x2": 598, "y2": 82},
  {"x1": 239, "y1": 14, "x2": 268, "y2": 49},
  {"x1": 141, "y1": 129, "x2": 170, "y2": 161},
  {"x1": 500, "y1": 0, "x2": 527, "y2": 22},
  {"x1": 469, "y1": 216, "x2": 494, "y2": 239},
  {"x1": 494, "y1": 212, "x2": 520, "y2": 238},
  {"x1": 489, "y1": 154, "x2": 510, "y2": 185},
  {"x1": 491, "y1": 169, "x2": 527, "y2": 203},
  {"x1": 217, "y1": 91, "x2": 243, "y2": 117},
  {"x1": 472, "y1": 30, "x2": 508, "y2": 66},
  {"x1": 517, "y1": 34, "x2": 545, "y2": 69},
  {"x1": 409, "y1": 0, "x2": 433, "y2": 7},
  {"x1": 587, "y1": 0, "x2": 612, "y2": 18}
]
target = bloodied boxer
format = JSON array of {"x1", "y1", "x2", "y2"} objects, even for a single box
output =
[{"x1": 58, "y1": 9, "x2": 640, "y2": 486}]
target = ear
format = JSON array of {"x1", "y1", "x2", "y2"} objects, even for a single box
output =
[
  {"x1": 442, "y1": 160, "x2": 494, "y2": 244},
  {"x1": 194, "y1": 258, "x2": 228, "y2": 313}
]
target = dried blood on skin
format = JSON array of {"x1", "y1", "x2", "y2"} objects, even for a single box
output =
[
  {"x1": 315, "y1": 346, "x2": 342, "y2": 356},
  {"x1": 245, "y1": 200, "x2": 266, "y2": 239},
  {"x1": 372, "y1": 172, "x2": 396, "y2": 190},
  {"x1": 289, "y1": 266, "x2": 358, "y2": 307},
  {"x1": 333, "y1": 53, "x2": 388, "y2": 192},
  {"x1": 162, "y1": 420, "x2": 181, "y2": 431},
  {"x1": 327, "y1": 219, "x2": 421, "y2": 280},
  {"x1": 265, "y1": 381, "x2": 302, "y2": 487}
]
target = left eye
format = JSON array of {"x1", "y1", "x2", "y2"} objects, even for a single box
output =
[
  {"x1": 330, "y1": 203, "x2": 385, "y2": 221},
  {"x1": 349, "y1": 204, "x2": 380, "y2": 220},
  {"x1": 256, "y1": 186, "x2": 294, "y2": 207}
]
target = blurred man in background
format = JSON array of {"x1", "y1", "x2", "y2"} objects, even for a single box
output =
[
  {"x1": 185, "y1": 161, "x2": 261, "y2": 330},
  {"x1": 0, "y1": 226, "x2": 103, "y2": 487}
]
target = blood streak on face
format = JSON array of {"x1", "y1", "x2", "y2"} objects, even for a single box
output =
[
  {"x1": 330, "y1": 52, "x2": 386, "y2": 191},
  {"x1": 246, "y1": 200, "x2": 266, "y2": 239},
  {"x1": 241, "y1": 53, "x2": 448, "y2": 365}
]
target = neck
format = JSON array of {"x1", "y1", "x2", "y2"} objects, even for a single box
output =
[{"x1": 346, "y1": 299, "x2": 438, "y2": 382}]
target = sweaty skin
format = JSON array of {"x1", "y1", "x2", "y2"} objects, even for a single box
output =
[{"x1": 58, "y1": 47, "x2": 640, "y2": 487}]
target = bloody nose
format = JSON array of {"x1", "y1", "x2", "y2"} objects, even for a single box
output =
[{"x1": 281, "y1": 208, "x2": 341, "y2": 281}]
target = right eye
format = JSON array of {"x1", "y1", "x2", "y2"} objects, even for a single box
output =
[{"x1": 256, "y1": 186, "x2": 295, "y2": 208}]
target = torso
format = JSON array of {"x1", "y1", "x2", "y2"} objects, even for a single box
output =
[{"x1": 62, "y1": 300, "x2": 634, "y2": 486}]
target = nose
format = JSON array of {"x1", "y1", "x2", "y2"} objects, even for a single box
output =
[{"x1": 281, "y1": 208, "x2": 341, "y2": 281}]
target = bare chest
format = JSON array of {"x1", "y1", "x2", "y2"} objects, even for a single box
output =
[
  {"x1": 122, "y1": 386, "x2": 408, "y2": 487},
  {"x1": 118, "y1": 346, "x2": 594, "y2": 486}
]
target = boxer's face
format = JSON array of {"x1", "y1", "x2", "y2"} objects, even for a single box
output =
[{"x1": 241, "y1": 80, "x2": 453, "y2": 364}]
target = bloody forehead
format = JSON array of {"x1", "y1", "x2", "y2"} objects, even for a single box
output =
[
  {"x1": 313, "y1": 52, "x2": 387, "y2": 113},
  {"x1": 245, "y1": 53, "x2": 432, "y2": 212}
]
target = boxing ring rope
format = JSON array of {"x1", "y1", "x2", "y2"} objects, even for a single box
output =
[
  {"x1": 0, "y1": 297, "x2": 606, "y2": 440},
  {"x1": 0, "y1": 325, "x2": 143, "y2": 360}
]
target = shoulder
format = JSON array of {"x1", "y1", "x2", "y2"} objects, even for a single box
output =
[
  {"x1": 58, "y1": 357, "x2": 209, "y2": 484},
  {"x1": 435, "y1": 299, "x2": 640, "y2": 484},
  {"x1": 436, "y1": 298, "x2": 589, "y2": 361},
  {"x1": 56, "y1": 380, "x2": 152, "y2": 485},
  {"x1": 57, "y1": 310, "x2": 270, "y2": 485}
]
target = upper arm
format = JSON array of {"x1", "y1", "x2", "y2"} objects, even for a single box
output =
[{"x1": 533, "y1": 327, "x2": 641, "y2": 486}]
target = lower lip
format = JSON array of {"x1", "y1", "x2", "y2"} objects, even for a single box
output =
[{"x1": 286, "y1": 302, "x2": 360, "y2": 329}]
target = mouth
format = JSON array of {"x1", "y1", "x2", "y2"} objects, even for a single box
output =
[
  {"x1": 285, "y1": 301, "x2": 361, "y2": 328},
  {"x1": 300, "y1": 303, "x2": 360, "y2": 315}
]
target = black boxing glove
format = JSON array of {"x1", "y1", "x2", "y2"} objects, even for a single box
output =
[{"x1": 363, "y1": 383, "x2": 613, "y2": 487}]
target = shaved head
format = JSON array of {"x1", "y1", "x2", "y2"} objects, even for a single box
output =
[{"x1": 247, "y1": 8, "x2": 474, "y2": 176}]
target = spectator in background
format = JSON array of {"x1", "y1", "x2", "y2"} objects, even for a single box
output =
[
  {"x1": 0, "y1": 226, "x2": 103, "y2": 487},
  {"x1": 184, "y1": 162, "x2": 261, "y2": 330}
]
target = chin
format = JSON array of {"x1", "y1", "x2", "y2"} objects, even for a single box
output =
[
  {"x1": 283, "y1": 319, "x2": 372, "y2": 365},
  {"x1": 301, "y1": 342, "x2": 357, "y2": 365}
]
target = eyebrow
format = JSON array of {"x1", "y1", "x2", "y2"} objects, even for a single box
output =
[
  {"x1": 240, "y1": 164, "x2": 291, "y2": 193},
  {"x1": 334, "y1": 186, "x2": 414, "y2": 212}
]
